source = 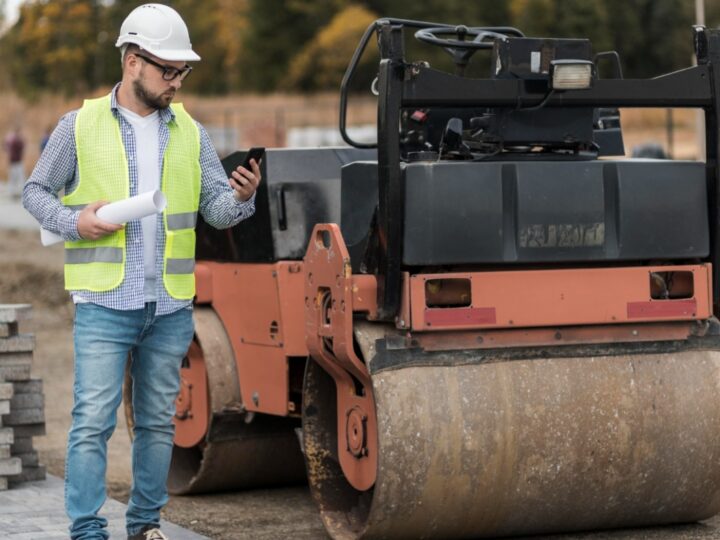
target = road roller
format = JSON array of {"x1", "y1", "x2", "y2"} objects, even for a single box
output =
[{"x1": 124, "y1": 18, "x2": 720, "y2": 539}]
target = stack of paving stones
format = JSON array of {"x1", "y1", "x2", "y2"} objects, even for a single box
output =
[{"x1": 0, "y1": 304, "x2": 46, "y2": 489}]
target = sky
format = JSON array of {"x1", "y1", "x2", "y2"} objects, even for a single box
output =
[{"x1": 3, "y1": 0, "x2": 22, "y2": 26}]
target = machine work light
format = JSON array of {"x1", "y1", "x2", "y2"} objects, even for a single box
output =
[{"x1": 550, "y1": 59, "x2": 593, "y2": 90}]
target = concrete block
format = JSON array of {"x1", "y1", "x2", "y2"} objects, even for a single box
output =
[
  {"x1": 0, "y1": 428, "x2": 13, "y2": 445},
  {"x1": 3, "y1": 408, "x2": 44, "y2": 426},
  {"x1": 0, "y1": 364, "x2": 31, "y2": 382},
  {"x1": 0, "y1": 322, "x2": 18, "y2": 338},
  {"x1": 0, "y1": 445, "x2": 9, "y2": 459},
  {"x1": 16, "y1": 451, "x2": 38, "y2": 467},
  {"x1": 0, "y1": 383, "x2": 13, "y2": 400},
  {"x1": 0, "y1": 335, "x2": 34, "y2": 354},
  {"x1": 11, "y1": 379, "x2": 42, "y2": 394},
  {"x1": 0, "y1": 476, "x2": 6, "y2": 490},
  {"x1": 0, "y1": 400, "x2": 8, "y2": 416},
  {"x1": 0, "y1": 351, "x2": 32, "y2": 365},
  {"x1": 12, "y1": 424, "x2": 45, "y2": 437},
  {"x1": 0, "y1": 456, "x2": 21, "y2": 475},
  {"x1": 0, "y1": 305, "x2": 32, "y2": 324},
  {"x1": 10, "y1": 437, "x2": 33, "y2": 454},
  {"x1": 10, "y1": 393, "x2": 43, "y2": 410},
  {"x1": 8, "y1": 464, "x2": 46, "y2": 484}
]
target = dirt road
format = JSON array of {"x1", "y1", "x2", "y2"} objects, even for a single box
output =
[{"x1": 3, "y1": 226, "x2": 720, "y2": 540}]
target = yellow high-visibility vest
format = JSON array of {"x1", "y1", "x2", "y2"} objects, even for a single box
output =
[{"x1": 63, "y1": 94, "x2": 201, "y2": 299}]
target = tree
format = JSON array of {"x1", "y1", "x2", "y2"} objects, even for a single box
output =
[
  {"x1": 239, "y1": 0, "x2": 347, "y2": 91},
  {"x1": 0, "y1": 0, "x2": 708, "y2": 95},
  {"x1": 285, "y1": 4, "x2": 378, "y2": 91},
  {"x1": 4, "y1": 0, "x2": 98, "y2": 96},
  {"x1": 510, "y1": 0, "x2": 610, "y2": 50},
  {"x1": 709, "y1": 0, "x2": 720, "y2": 28}
]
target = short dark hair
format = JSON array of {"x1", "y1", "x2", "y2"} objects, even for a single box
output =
[{"x1": 120, "y1": 43, "x2": 141, "y2": 67}]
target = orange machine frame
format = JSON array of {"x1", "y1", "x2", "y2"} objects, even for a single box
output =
[
  {"x1": 189, "y1": 260, "x2": 711, "y2": 418},
  {"x1": 407, "y1": 265, "x2": 711, "y2": 331},
  {"x1": 176, "y1": 232, "x2": 712, "y2": 481}
]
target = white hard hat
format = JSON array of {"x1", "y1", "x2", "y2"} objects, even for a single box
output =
[{"x1": 116, "y1": 4, "x2": 200, "y2": 62}]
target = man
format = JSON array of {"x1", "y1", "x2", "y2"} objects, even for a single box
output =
[
  {"x1": 23, "y1": 4, "x2": 261, "y2": 540},
  {"x1": 5, "y1": 126, "x2": 25, "y2": 200}
]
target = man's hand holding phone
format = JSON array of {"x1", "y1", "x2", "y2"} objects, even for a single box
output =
[{"x1": 230, "y1": 147, "x2": 264, "y2": 202}]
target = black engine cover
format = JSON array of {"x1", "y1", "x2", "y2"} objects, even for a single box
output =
[{"x1": 341, "y1": 160, "x2": 708, "y2": 267}]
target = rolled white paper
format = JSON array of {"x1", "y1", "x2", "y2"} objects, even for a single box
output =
[{"x1": 40, "y1": 190, "x2": 167, "y2": 247}]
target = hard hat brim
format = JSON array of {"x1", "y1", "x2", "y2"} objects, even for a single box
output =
[
  {"x1": 116, "y1": 36, "x2": 201, "y2": 62},
  {"x1": 149, "y1": 48, "x2": 201, "y2": 62}
]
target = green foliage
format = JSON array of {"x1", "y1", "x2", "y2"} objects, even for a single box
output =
[
  {"x1": 3, "y1": 0, "x2": 99, "y2": 96},
  {"x1": 0, "y1": 0, "x2": 712, "y2": 95},
  {"x1": 239, "y1": 0, "x2": 347, "y2": 91},
  {"x1": 710, "y1": 1, "x2": 720, "y2": 28},
  {"x1": 285, "y1": 4, "x2": 378, "y2": 91},
  {"x1": 510, "y1": 0, "x2": 612, "y2": 54}
]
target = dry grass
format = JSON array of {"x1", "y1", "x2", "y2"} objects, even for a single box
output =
[{"x1": 0, "y1": 91, "x2": 704, "y2": 181}]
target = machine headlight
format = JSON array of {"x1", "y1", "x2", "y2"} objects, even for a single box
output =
[{"x1": 550, "y1": 60, "x2": 593, "y2": 90}]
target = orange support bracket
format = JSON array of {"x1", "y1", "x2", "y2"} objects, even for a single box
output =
[{"x1": 304, "y1": 224, "x2": 378, "y2": 491}]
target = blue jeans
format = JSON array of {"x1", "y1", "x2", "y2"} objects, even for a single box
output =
[{"x1": 66, "y1": 302, "x2": 194, "y2": 539}]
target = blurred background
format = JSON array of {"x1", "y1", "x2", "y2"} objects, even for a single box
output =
[{"x1": 0, "y1": 0, "x2": 719, "y2": 181}]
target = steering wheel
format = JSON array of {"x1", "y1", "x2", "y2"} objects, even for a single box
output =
[
  {"x1": 415, "y1": 26, "x2": 510, "y2": 50},
  {"x1": 415, "y1": 26, "x2": 522, "y2": 74}
]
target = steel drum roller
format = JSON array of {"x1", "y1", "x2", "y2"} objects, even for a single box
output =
[{"x1": 304, "y1": 349, "x2": 720, "y2": 539}]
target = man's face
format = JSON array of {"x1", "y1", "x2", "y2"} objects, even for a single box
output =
[{"x1": 129, "y1": 52, "x2": 188, "y2": 110}]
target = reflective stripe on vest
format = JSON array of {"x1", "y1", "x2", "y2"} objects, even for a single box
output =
[
  {"x1": 65, "y1": 247, "x2": 124, "y2": 264},
  {"x1": 166, "y1": 258, "x2": 195, "y2": 274},
  {"x1": 166, "y1": 212, "x2": 197, "y2": 230},
  {"x1": 63, "y1": 94, "x2": 201, "y2": 298}
]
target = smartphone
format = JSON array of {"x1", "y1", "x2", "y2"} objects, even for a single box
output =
[{"x1": 242, "y1": 147, "x2": 265, "y2": 170}]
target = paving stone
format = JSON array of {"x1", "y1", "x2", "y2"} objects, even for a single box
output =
[
  {"x1": 1, "y1": 524, "x2": 43, "y2": 534},
  {"x1": 10, "y1": 380, "x2": 42, "y2": 395},
  {"x1": 8, "y1": 465, "x2": 45, "y2": 484},
  {"x1": 0, "y1": 352, "x2": 32, "y2": 365},
  {"x1": 0, "y1": 475, "x2": 208, "y2": 538},
  {"x1": 0, "y1": 456, "x2": 21, "y2": 475},
  {"x1": 0, "y1": 400, "x2": 9, "y2": 416},
  {"x1": 0, "y1": 365, "x2": 31, "y2": 382},
  {"x1": 0, "y1": 305, "x2": 32, "y2": 324},
  {"x1": 10, "y1": 424, "x2": 44, "y2": 437},
  {"x1": 0, "y1": 428, "x2": 13, "y2": 445},
  {"x1": 0, "y1": 336, "x2": 34, "y2": 354},
  {"x1": 9, "y1": 393, "x2": 43, "y2": 410},
  {"x1": 3, "y1": 408, "x2": 44, "y2": 426},
  {"x1": 15, "y1": 451, "x2": 38, "y2": 468},
  {"x1": 0, "y1": 382, "x2": 13, "y2": 400},
  {"x1": 10, "y1": 437, "x2": 32, "y2": 454},
  {"x1": 0, "y1": 322, "x2": 18, "y2": 338},
  {"x1": 7, "y1": 529, "x2": 64, "y2": 540}
]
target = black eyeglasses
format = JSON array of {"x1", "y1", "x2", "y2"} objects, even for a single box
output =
[{"x1": 134, "y1": 53, "x2": 192, "y2": 82}]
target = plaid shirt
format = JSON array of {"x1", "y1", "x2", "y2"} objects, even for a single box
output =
[{"x1": 23, "y1": 84, "x2": 255, "y2": 315}]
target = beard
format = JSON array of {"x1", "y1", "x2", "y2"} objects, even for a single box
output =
[{"x1": 132, "y1": 72, "x2": 175, "y2": 110}]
